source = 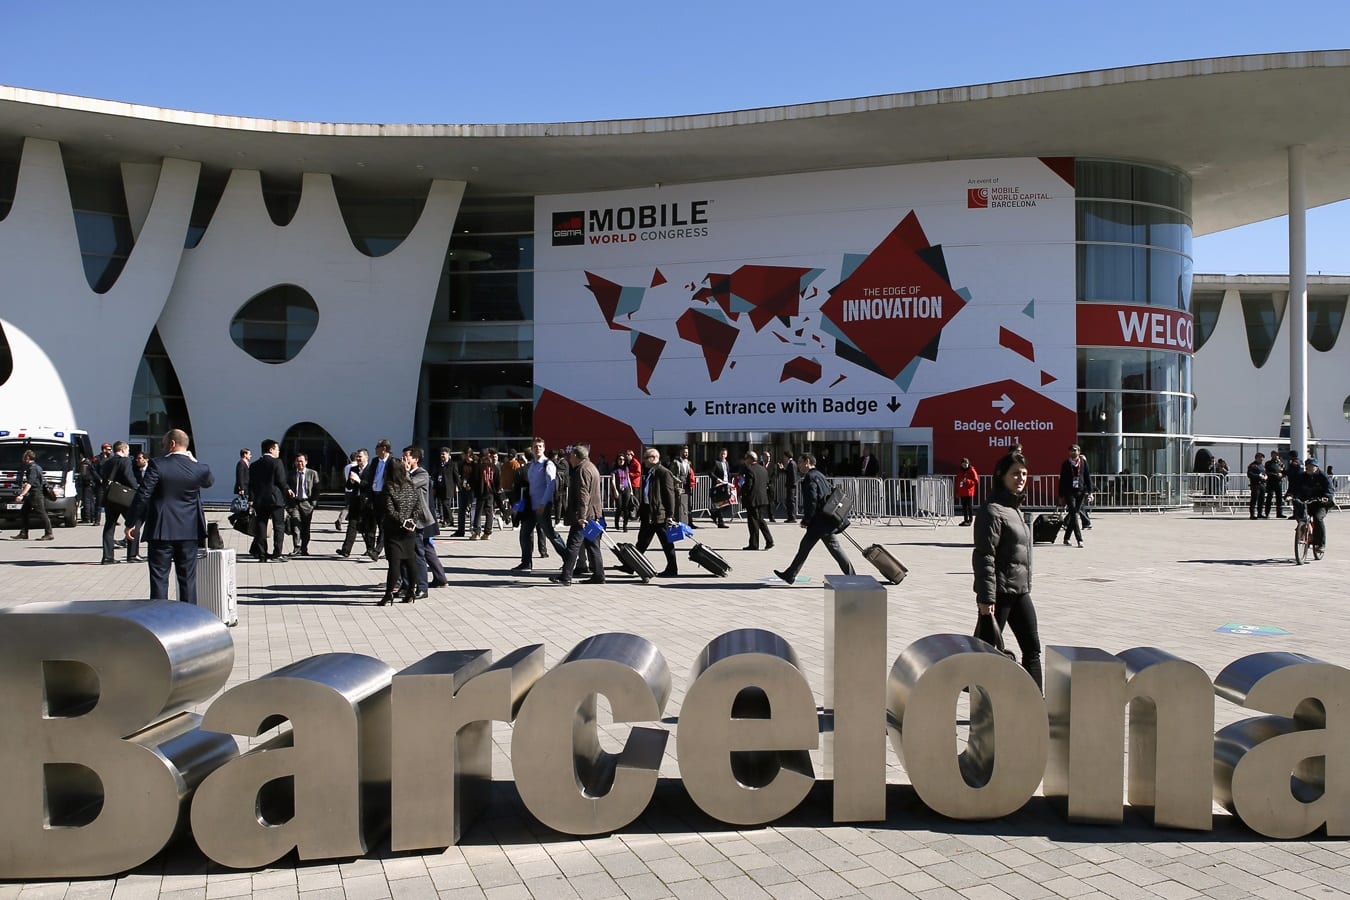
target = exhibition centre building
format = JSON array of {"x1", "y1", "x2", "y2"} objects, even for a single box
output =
[{"x1": 1, "y1": 51, "x2": 1348, "y2": 494}]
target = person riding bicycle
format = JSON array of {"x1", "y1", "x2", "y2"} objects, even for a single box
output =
[{"x1": 1287, "y1": 456, "x2": 1333, "y2": 555}]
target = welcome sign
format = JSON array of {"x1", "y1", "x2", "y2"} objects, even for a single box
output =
[{"x1": 0, "y1": 585, "x2": 1344, "y2": 878}]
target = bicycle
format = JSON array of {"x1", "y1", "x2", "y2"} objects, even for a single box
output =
[{"x1": 1293, "y1": 497, "x2": 1335, "y2": 565}]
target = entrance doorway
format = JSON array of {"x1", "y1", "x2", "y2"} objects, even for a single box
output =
[{"x1": 651, "y1": 430, "x2": 930, "y2": 480}]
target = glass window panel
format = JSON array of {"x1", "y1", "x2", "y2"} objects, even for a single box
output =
[
  {"x1": 1077, "y1": 348, "x2": 1189, "y2": 394},
  {"x1": 426, "y1": 401, "x2": 533, "y2": 439},
  {"x1": 426, "y1": 363, "x2": 532, "y2": 401},
  {"x1": 446, "y1": 271, "x2": 533, "y2": 321},
  {"x1": 73, "y1": 211, "x2": 133, "y2": 257},
  {"x1": 454, "y1": 201, "x2": 534, "y2": 235},
  {"x1": 1308, "y1": 295, "x2": 1347, "y2": 352},
  {"x1": 1240, "y1": 292, "x2": 1281, "y2": 368},
  {"x1": 1148, "y1": 249, "x2": 1192, "y2": 310},
  {"x1": 447, "y1": 234, "x2": 534, "y2": 272},
  {"x1": 1077, "y1": 244, "x2": 1145, "y2": 303},
  {"x1": 83, "y1": 255, "x2": 126, "y2": 293},
  {"x1": 1191, "y1": 291, "x2": 1225, "y2": 351},
  {"x1": 436, "y1": 323, "x2": 534, "y2": 361}
]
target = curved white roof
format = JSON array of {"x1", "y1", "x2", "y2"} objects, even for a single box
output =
[{"x1": 2, "y1": 50, "x2": 1349, "y2": 234}]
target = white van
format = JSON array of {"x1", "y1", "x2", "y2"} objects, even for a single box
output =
[{"x1": 0, "y1": 427, "x2": 94, "y2": 528}]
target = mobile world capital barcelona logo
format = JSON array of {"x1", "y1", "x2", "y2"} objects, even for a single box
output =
[{"x1": 967, "y1": 185, "x2": 1050, "y2": 208}]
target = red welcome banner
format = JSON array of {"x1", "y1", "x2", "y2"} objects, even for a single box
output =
[{"x1": 1077, "y1": 303, "x2": 1194, "y2": 354}]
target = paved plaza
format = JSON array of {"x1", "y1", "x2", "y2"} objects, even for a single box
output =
[{"x1": 1, "y1": 507, "x2": 1348, "y2": 900}]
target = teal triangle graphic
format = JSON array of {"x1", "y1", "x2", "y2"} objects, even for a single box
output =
[
  {"x1": 893, "y1": 356, "x2": 921, "y2": 392},
  {"x1": 1022, "y1": 299, "x2": 1035, "y2": 318}
]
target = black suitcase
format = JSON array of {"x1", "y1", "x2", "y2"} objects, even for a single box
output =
[
  {"x1": 688, "y1": 542, "x2": 731, "y2": 577},
  {"x1": 842, "y1": 532, "x2": 907, "y2": 584},
  {"x1": 1032, "y1": 513, "x2": 1063, "y2": 544},
  {"x1": 607, "y1": 540, "x2": 656, "y2": 583}
]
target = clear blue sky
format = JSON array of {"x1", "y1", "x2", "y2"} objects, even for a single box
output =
[{"x1": 3, "y1": 1, "x2": 1347, "y2": 275}]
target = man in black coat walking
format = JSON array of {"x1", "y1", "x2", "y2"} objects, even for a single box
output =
[{"x1": 634, "y1": 447, "x2": 679, "y2": 577}]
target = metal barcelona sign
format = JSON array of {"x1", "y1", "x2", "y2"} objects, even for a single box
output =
[{"x1": 0, "y1": 579, "x2": 1347, "y2": 878}]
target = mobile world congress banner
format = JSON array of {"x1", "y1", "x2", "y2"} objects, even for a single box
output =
[{"x1": 533, "y1": 158, "x2": 1078, "y2": 471}]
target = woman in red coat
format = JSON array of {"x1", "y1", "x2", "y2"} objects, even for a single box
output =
[{"x1": 956, "y1": 457, "x2": 979, "y2": 526}]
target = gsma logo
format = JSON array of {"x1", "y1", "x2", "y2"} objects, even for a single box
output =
[
  {"x1": 552, "y1": 210, "x2": 584, "y2": 246},
  {"x1": 967, "y1": 188, "x2": 989, "y2": 209}
]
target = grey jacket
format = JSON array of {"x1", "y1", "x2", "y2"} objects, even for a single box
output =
[
  {"x1": 408, "y1": 466, "x2": 436, "y2": 528},
  {"x1": 972, "y1": 487, "x2": 1032, "y2": 603}
]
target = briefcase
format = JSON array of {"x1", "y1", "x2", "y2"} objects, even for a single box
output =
[
  {"x1": 688, "y1": 542, "x2": 731, "y2": 577},
  {"x1": 105, "y1": 481, "x2": 136, "y2": 512}
]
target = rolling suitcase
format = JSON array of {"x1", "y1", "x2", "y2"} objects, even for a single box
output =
[
  {"x1": 196, "y1": 548, "x2": 238, "y2": 626},
  {"x1": 601, "y1": 533, "x2": 656, "y2": 583},
  {"x1": 1032, "y1": 513, "x2": 1063, "y2": 544},
  {"x1": 841, "y1": 532, "x2": 908, "y2": 585},
  {"x1": 688, "y1": 542, "x2": 731, "y2": 577}
]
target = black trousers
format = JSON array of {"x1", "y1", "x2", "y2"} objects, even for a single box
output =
[
  {"x1": 519, "y1": 507, "x2": 566, "y2": 566},
  {"x1": 473, "y1": 493, "x2": 496, "y2": 535},
  {"x1": 103, "y1": 508, "x2": 139, "y2": 560},
  {"x1": 634, "y1": 519, "x2": 677, "y2": 573},
  {"x1": 784, "y1": 490, "x2": 797, "y2": 521},
  {"x1": 744, "y1": 504, "x2": 773, "y2": 549},
  {"x1": 781, "y1": 520, "x2": 854, "y2": 580},
  {"x1": 1293, "y1": 499, "x2": 1329, "y2": 547},
  {"x1": 959, "y1": 496, "x2": 975, "y2": 523},
  {"x1": 561, "y1": 524, "x2": 603, "y2": 582},
  {"x1": 1061, "y1": 493, "x2": 1086, "y2": 543},
  {"x1": 992, "y1": 591, "x2": 1042, "y2": 690},
  {"x1": 1263, "y1": 480, "x2": 1284, "y2": 516},
  {"x1": 147, "y1": 540, "x2": 199, "y2": 605},
  {"x1": 19, "y1": 491, "x2": 51, "y2": 536},
  {"x1": 251, "y1": 505, "x2": 286, "y2": 557},
  {"x1": 1249, "y1": 484, "x2": 1266, "y2": 518}
]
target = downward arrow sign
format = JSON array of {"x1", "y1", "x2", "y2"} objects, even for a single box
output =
[
  {"x1": 991, "y1": 393, "x2": 1014, "y2": 414},
  {"x1": 886, "y1": 396, "x2": 901, "y2": 412},
  {"x1": 683, "y1": 401, "x2": 697, "y2": 416}
]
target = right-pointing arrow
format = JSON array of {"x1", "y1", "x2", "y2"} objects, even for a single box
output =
[{"x1": 991, "y1": 393, "x2": 1014, "y2": 414}]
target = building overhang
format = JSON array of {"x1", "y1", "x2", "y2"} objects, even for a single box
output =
[{"x1": 2, "y1": 50, "x2": 1349, "y2": 235}]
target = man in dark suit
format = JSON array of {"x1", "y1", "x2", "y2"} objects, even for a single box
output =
[
  {"x1": 360, "y1": 439, "x2": 395, "y2": 560},
  {"x1": 780, "y1": 451, "x2": 799, "y2": 522},
  {"x1": 286, "y1": 453, "x2": 320, "y2": 556},
  {"x1": 709, "y1": 448, "x2": 732, "y2": 528},
  {"x1": 633, "y1": 446, "x2": 678, "y2": 577},
  {"x1": 100, "y1": 441, "x2": 140, "y2": 564},
  {"x1": 740, "y1": 451, "x2": 774, "y2": 551},
  {"x1": 234, "y1": 448, "x2": 251, "y2": 498},
  {"x1": 859, "y1": 445, "x2": 880, "y2": 478},
  {"x1": 125, "y1": 429, "x2": 214, "y2": 604},
  {"x1": 248, "y1": 439, "x2": 289, "y2": 561}
]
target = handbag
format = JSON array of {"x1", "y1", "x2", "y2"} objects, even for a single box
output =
[
  {"x1": 43, "y1": 484, "x2": 58, "y2": 502},
  {"x1": 974, "y1": 610, "x2": 1017, "y2": 660},
  {"x1": 581, "y1": 517, "x2": 607, "y2": 541},
  {"x1": 105, "y1": 481, "x2": 136, "y2": 512},
  {"x1": 710, "y1": 483, "x2": 732, "y2": 504},
  {"x1": 230, "y1": 494, "x2": 250, "y2": 513},
  {"x1": 664, "y1": 521, "x2": 693, "y2": 544}
]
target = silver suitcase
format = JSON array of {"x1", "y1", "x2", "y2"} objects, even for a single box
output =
[{"x1": 196, "y1": 548, "x2": 238, "y2": 626}]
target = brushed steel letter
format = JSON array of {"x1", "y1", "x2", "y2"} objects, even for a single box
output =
[
  {"x1": 191, "y1": 653, "x2": 394, "y2": 868},
  {"x1": 1214, "y1": 652, "x2": 1350, "y2": 839},
  {"x1": 888, "y1": 634, "x2": 1047, "y2": 819},
  {"x1": 511, "y1": 634, "x2": 670, "y2": 834},
  {"x1": 391, "y1": 645, "x2": 544, "y2": 850},
  {"x1": 0, "y1": 600, "x2": 235, "y2": 878},
  {"x1": 824, "y1": 575, "x2": 888, "y2": 822},
  {"x1": 1045, "y1": 646, "x2": 1213, "y2": 829},
  {"x1": 677, "y1": 629, "x2": 817, "y2": 825}
]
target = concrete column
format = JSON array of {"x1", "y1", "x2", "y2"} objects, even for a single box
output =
[{"x1": 1288, "y1": 145, "x2": 1308, "y2": 460}]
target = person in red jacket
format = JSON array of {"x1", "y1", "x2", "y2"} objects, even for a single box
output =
[{"x1": 956, "y1": 457, "x2": 979, "y2": 526}]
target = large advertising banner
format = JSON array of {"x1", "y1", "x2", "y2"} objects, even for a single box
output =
[{"x1": 533, "y1": 158, "x2": 1078, "y2": 472}]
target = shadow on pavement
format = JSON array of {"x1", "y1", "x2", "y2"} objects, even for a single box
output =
[{"x1": 1179, "y1": 558, "x2": 1292, "y2": 567}]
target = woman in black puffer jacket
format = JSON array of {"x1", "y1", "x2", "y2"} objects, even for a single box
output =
[{"x1": 972, "y1": 451, "x2": 1042, "y2": 691}]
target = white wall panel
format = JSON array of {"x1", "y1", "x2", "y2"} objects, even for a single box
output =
[
  {"x1": 0, "y1": 138, "x2": 198, "y2": 441},
  {"x1": 155, "y1": 170, "x2": 463, "y2": 497}
]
